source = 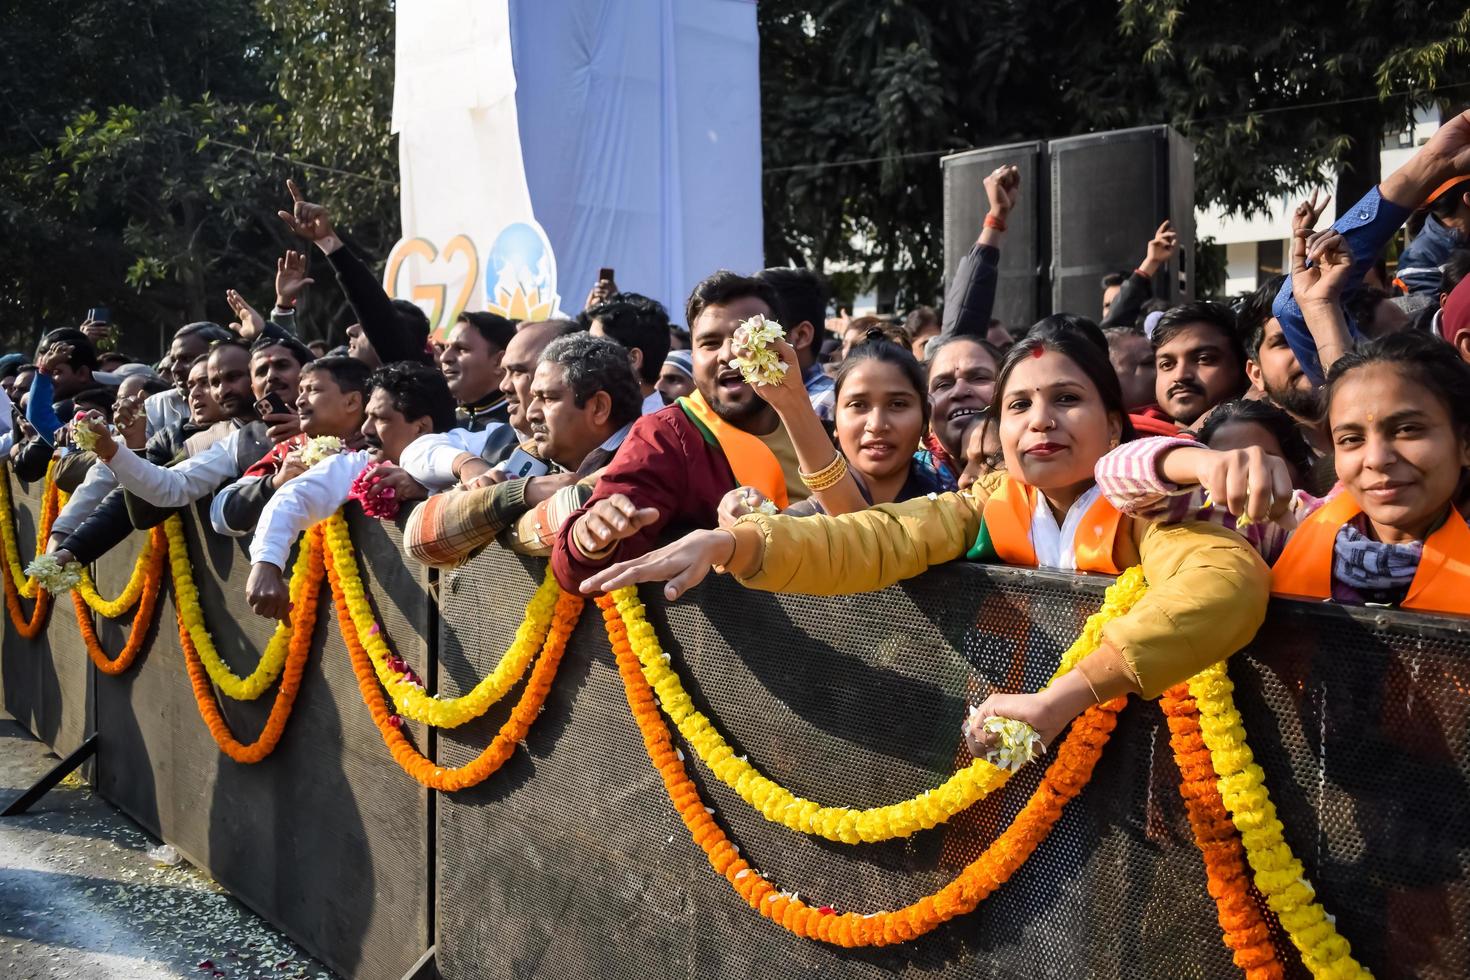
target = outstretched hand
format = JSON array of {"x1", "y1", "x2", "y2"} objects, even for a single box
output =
[
  {"x1": 225, "y1": 289, "x2": 266, "y2": 338},
  {"x1": 277, "y1": 179, "x2": 342, "y2": 251},
  {"x1": 247, "y1": 562, "x2": 291, "y2": 622},
  {"x1": 1138, "y1": 220, "x2": 1178, "y2": 277},
  {"x1": 571, "y1": 494, "x2": 660, "y2": 563},
  {"x1": 1291, "y1": 227, "x2": 1353, "y2": 308},
  {"x1": 984, "y1": 164, "x2": 1020, "y2": 217},
  {"x1": 1291, "y1": 189, "x2": 1332, "y2": 235},
  {"x1": 579, "y1": 528, "x2": 734, "y2": 600},
  {"x1": 275, "y1": 249, "x2": 315, "y2": 308}
]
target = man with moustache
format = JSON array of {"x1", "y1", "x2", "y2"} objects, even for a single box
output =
[
  {"x1": 244, "y1": 362, "x2": 461, "y2": 619},
  {"x1": 210, "y1": 356, "x2": 372, "y2": 536},
  {"x1": 552, "y1": 271, "x2": 810, "y2": 593},
  {"x1": 400, "y1": 319, "x2": 581, "y2": 490},
  {"x1": 405, "y1": 333, "x2": 642, "y2": 568},
  {"x1": 1151, "y1": 301, "x2": 1249, "y2": 430}
]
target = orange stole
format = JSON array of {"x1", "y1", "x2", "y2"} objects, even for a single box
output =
[
  {"x1": 678, "y1": 392, "x2": 790, "y2": 509},
  {"x1": 1270, "y1": 494, "x2": 1470, "y2": 614},
  {"x1": 981, "y1": 477, "x2": 1124, "y2": 574}
]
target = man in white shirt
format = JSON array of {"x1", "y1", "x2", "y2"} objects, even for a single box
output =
[
  {"x1": 80, "y1": 336, "x2": 308, "y2": 516},
  {"x1": 244, "y1": 361, "x2": 458, "y2": 620}
]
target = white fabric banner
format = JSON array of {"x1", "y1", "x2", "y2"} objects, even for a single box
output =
[{"x1": 386, "y1": 0, "x2": 763, "y2": 335}]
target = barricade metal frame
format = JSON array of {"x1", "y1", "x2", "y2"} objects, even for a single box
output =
[{"x1": 4, "y1": 476, "x2": 1467, "y2": 979}]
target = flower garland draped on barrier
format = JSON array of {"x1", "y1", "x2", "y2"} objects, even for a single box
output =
[
  {"x1": 75, "y1": 531, "x2": 157, "y2": 618},
  {"x1": 0, "y1": 462, "x2": 58, "y2": 636},
  {"x1": 72, "y1": 526, "x2": 168, "y2": 675},
  {"x1": 602, "y1": 591, "x2": 1121, "y2": 945},
  {"x1": 596, "y1": 570, "x2": 1150, "y2": 947},
  {"x1": 323, "y1": 515, "x2": 583, "y2": 791},
  {"x1": 321, "y1": 513, "x2": 556, "y2": 728},
  {"x1": 166, "y1": 515, "x2": 306, "y2": 701},
  {"x1": 1189, "y1": 662, "x2": 1370, "y2": 979},
  {"x1": 1161, "y1": 683, "x2": 1285, "y2": 980},
  {"x1": 603, "y1": 567, "x2": 1146, "y2": 845},
  {"x1": 179, "y1": 524, "x2": 324, "y2": 764}
]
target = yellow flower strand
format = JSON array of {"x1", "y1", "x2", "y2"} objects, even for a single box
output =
[
  {"x1": 607, "y1": 565, "x2": 1149, "y2": 844},
  {"x1": 0, "y1": 460, "x2": 59, "y2": 598},
  {"x1": 166, "y1": 514, "x2": 314, "y2": 701},
  {"x1": 1188, "y1": 661, "x2": 1371, "y2": 979},
  {"x1": 47, "y1": 487, "x2": 152, "y2": 618},
  {"x1": 322, "y1": 513, "x2": 559, "y2": 729}
]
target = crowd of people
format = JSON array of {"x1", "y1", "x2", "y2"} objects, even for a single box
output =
[{"x1": 8, "y1": 112, "x2": 1470, "y2": 758}]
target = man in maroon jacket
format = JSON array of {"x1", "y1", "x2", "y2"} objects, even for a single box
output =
[{"x1": 552, "y1": 271, "x2": 810, "y2": 592}]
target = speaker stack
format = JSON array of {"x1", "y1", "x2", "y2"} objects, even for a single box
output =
[{"x1": 941, "y1": 125, "x2": 1194, "y2": 329}]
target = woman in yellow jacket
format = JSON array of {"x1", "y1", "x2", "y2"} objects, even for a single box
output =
[{"x1": 582, "y1": 323, "x2": 1270, "y2": 755}]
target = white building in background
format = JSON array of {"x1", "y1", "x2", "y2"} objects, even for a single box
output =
[{"x1": 1196, "y1": 106, "x2": 1443, "y2": 296}]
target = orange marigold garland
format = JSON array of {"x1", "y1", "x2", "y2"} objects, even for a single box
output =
[
  {"x1": 0, "y1": 464, "x2": 58, "y2": 635},
  {"x1": 71, "y1": 526, "x2": 167, "y2": 675},
  {"x1": 326, "y1": 541, "x2": 583, "y2": 791},
  {"x1": 179, "y1": 525, "x2": 324, "y2": 764},
  {"x1": 599, "y1": 593, "x2": 1125, "y2": 947},
  {"x1": 1161, "y1": 683, "x2": 1286, "y2": 979}
]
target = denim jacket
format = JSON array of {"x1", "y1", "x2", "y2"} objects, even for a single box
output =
[
  {"x1": 1396, "y1": 212, "x2": 1464, "y2": 297},
  {"x1": 1272, "y1": 187, "x2": 1413, "y2": 385}
]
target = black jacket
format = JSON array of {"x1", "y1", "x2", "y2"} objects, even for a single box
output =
[{"x1": 326, "y1": 245, "x2": 433, "y2": 365}]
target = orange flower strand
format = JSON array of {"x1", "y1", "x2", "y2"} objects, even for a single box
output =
[
  {"x1": 1161, "y1": 683, "x2": 1286, "y2": 979},
  {"x1": 599, "y1": 594, "x2": 1124, "y2": 947},
  {"x1": 0, "y1": 464, "x2": 58, "y2": 633},
  {"x1": 179, "y1": 525, "x2": 323, "y2": 764},
  {"x1": 72, "y1": 526, "x2": 168, "y2": 675},
  {"x1": 326, "y1": 542, "x2": 583, "y2": 791}
]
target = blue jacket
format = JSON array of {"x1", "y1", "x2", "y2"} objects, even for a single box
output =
[
  {"x1": 1396, "y1": 213, "x2": 1464, "y2": 297},
  {"x1": 1273, "y1": 187, "x2": 1413, "y2": 386}
]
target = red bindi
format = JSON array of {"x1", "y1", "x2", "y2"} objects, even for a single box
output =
[{"x1": 1028, "y1": 342, "x2": 1045, "y2": 358}]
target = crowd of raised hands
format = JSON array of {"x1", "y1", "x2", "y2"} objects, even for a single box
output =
[{"x1": 9, "y1": 110, "x2": 1470, "y2": 764}]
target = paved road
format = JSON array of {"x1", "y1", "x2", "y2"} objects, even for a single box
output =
[{"x1": 0, "y1": 715, "x2": 334, "y2": 980}]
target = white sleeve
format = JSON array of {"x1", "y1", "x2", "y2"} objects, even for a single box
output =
[
  {"x1": 0, "y1": 431, "x2": 13, "y2": 457},
  {"x1": 249, "y1": 451, "x2": 369, "y2": 570},
  {"x1": 210, "y1": 474, "x2": 265, "y2": 537},
  {"x1": 105, "y1": 432, "x2": 241, "y2": 508},
  {"x1": 399, "y1": 427, "x2": 493, "y2": 489},
  {"x1": 52, "y1": 464, "x2": 119, "y2": 539},
  {"x1": 0, "y1": 387, "x2": 12, "y2": 432}
]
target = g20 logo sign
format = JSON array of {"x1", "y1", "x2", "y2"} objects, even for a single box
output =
[{"x1": 384, "y1": 221, "x2": 561, "y2": 338}]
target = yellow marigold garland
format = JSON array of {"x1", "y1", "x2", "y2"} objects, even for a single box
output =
[
  {"x1": 52, "y1": 486, "x2": 154, "y2": 618},
  {"x1": 166, "y1": 514, "x2": 312, "y2": 701},
  {"x1": 1189, "y1": 661, "x2": 1371, "y2": 979},
  {"x1": 607, "y1": 565, "x2": 1148, "y2": 844},
  {"x1": 0, "y1": 459, "x2": 60, "y2": 599},
  {"x1": 322, "y1": 512, "x2": 556, "y2": 729}
]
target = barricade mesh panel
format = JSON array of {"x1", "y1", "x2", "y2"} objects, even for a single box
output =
[
  {"x1": 436, "y1": 550, "x2": 1468, "y2": 980},
  {"x1": 1, "y1": 479, "x2": 92, "y2": 756},
  {"x1": 93, "y1": 506, "x2": 431, "y2": 980}
]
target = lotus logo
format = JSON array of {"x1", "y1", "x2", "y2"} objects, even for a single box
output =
[{"x1": 484, "y1": 221, "x2": 560, "y2": 321}]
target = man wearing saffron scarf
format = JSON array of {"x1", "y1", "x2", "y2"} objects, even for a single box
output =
[{"x1": 552, "y1": 271, "x2": 810, "y2": 592}]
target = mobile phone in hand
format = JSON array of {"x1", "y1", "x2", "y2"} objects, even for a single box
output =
[
  {"x1": 256, "y1": 392, "x2": 291, "y2": 417},
  {"x1": 598, "y1": 267, "x2": 615, "y2": 283},
  {"x1": 86, "y1": 306, "x2": 111, "y2": 324}
]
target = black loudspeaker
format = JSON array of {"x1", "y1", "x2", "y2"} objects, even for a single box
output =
[
  {"x1": 1048, "y1": 125, "x2": 1194, "y2": 319},
  {"x1": 941, "y1": 141, "x2": 1047, "y2": 330}
]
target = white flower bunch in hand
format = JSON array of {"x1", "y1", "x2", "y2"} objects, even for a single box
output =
[
  {"x1": 730, "y1": 314, "x2": 788, "y2": 387},
  {"x1": 968, "y1": 707, "x2": 1044, "y2": 773},
  {"x1": 290, "y1": 435, "x2": 345, "y2": 468},
  {"x1": 25, "y1": 554, "x2": 83, "y2": 594}
]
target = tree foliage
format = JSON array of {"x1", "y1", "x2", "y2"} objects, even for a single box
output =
[
  {"x1": 760, "y1": 0, "x2": 1470, "y2": 308},
  {"x1": 2, "y1": 0, "x2": 1467, "y2": 350}
]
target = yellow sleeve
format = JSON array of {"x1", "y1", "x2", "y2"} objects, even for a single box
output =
[
  {"x1": 729, "y1": 482, "x2": 990, "y2": 595},
  {"x1": 1102, "y1": 518, "x2": 1270, "y2": 698}
]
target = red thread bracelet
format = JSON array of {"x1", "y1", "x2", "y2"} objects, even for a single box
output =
[{"x1": 984, "y1": 214, "x2": 1007, "y2": 232}]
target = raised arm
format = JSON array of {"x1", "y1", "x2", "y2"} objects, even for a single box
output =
[
  {"x1": 940, "y1": 165, "x2": 1018, "y2": 340},
  {"x1": 1100, "y1": 221, "x2": 1176, "y2": 329}
]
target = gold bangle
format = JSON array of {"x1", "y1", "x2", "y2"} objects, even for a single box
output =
[{"x1": 799, "y1": 452, "x2": 849, "y2": 492}]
